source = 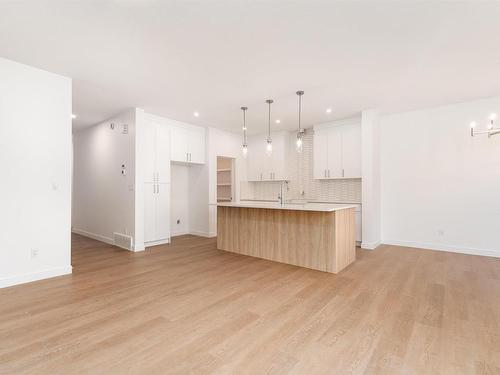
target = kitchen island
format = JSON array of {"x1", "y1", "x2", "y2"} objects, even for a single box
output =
[{"x1": 216, "y1": 202, "x2": 357, "y2": 274}]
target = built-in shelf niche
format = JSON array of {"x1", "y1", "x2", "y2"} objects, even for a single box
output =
[{"x1": 217, "y1": 156, "x2": 234, "y2": 202}]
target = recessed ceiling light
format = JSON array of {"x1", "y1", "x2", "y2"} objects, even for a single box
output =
[
  {"x1": 71, "y1": 114, "x2": 77, "y2": 119},
  {"x1": 193, "y1": 111, "x2": 199, "y2": 117},
  {"x1": 326, "y1": 108, "x2": 332, "y2": 114},
  {"x1": 275, "y1": 119, "x2": 280, "y2": 124}
]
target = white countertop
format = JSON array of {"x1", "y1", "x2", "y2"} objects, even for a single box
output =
[{"x1": 214, "y1": 201, "x2": 359, "y2": 212}]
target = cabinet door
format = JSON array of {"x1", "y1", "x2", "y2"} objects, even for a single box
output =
[
  {"x1": 313, "y1": 128, "x2": 329, "y2": 179},
  {"x1": 327, "y1": 127, "x2": 343, "y2": 178},
  {"x1": 188, "y1": 127, "x2": 205, "y2": 164},
  {"x1": 246, "y1": 135, "x2": 264, "y2": 181},
  {"x1": 143, "y1": 120, "x2": 157, "y2": 183},
  {"x1": 156, "y1": 124, "x2": 171, "y2": 183},
  {"x1": 246, "y1": 150, "x2": 260, "y2": 181},
  {"x1": 271, "y1": 133, "x2": 287, "y2": 180},
  {"x1": 341, "y1": 124, "x2": 361, "y2": 178},
  {"x1": 156, "y1": 183, "x2": 170, "y2": 241},
  {"x1": 144, "y1": 183, "x2": 156, "y2": 243},
  {"x1": 170, "y1": 126, "x2": 189, "y2": 162}
]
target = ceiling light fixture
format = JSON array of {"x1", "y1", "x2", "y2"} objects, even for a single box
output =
[
  {"x1": 241, "y1": 106, "x2": 248, "y2": 157},
  {"x1": 265, "y1": 99, "x2": 273, "y2": 155},
  {"x1": 193, "y1": 111, "x2": 200, "y2": 117},
  {"x1": 275, "y1": 119, "x2": 281, "y2": 124},
  {"x1": 470, "y1": 113, "x2": 499, "y2": 138},
  {"x1": 296, "y1": 90, "x2": 305, "y2": 153},
  {"x1": 326, "y1": 108, "x2": 332, "y2": 114},
  {"x1": 71, "y1": 114, "x2": 77, "y2": 119}
]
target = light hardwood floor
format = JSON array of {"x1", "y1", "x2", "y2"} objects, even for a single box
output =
[{"x1": 0, "y1": 234, "x2": 499, "y2": 374}]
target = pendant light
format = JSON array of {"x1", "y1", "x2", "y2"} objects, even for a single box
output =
[
  {"x1": 241, "y1": 106, "x2": 248, "y2": 157},
  {"x1": 295, "y1": 90, "x2": 305, "y2": 153},
  {"x1": 266, "y1": 99, "x2": 273, "y2": 155}
]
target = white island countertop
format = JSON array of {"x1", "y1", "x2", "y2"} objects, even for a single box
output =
[{"x1": 214, "y1": 201, "x2": 359, "y2": 212}]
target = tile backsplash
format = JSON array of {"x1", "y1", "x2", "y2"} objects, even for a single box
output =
[{"x1": 240, "y1": 130, "x2": 362, "y2": 203}]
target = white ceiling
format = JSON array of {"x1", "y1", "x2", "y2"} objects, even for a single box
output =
[{"x1": 1, "y1": 1, "x2": 500, "y2": 134}]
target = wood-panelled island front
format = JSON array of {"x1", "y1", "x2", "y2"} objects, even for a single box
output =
[{"x1": 216, "y1": 202, "x2": 357, "y2": 274}]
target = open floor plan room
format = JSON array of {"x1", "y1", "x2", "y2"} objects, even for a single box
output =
[
  {"x1": 1, "y1": 1, "x2": 500, "y2": 374},
  {"x1": 1, "y1": 235, "x2": 499, "y2": 374}
]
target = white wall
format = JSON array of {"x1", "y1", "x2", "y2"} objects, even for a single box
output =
[
  {"x1": 188, "y1": 164, "x2": 210, "y2": 236},
  {"x1": 0, "y1": 58, "x2": 72, "y2": 288},
  {"x1": 208, "y1": 127, "x2": 247, "y2": 236},
  {"x1": 170, "y1": 164, "x2": 190, "y2": 236},
  {"x1": 361, "y1": 110, "x2": 381, "y2": 249},
  {"x1": 72, "y1": 109, "x2": 136, "y2": 245},
  {"x1": 380, "y1": 96, "x2": 500, "y2": 257}
]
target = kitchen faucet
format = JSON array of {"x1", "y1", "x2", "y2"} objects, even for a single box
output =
[{"x1": 278, "y1": 180, "x2": 289, "y2": 205}]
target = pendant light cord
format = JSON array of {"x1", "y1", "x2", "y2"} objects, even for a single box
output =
[
  {"x1": 296, "y1": 90, "x2": 304, "y2": 135},
  {"x1": 265, "y1": 99, "x2": 273, "y2": 141},
  {"x1": 268, "y1": 101, "x2": 271, "y2": 140},
  {"x1": 298, "y1": 94, "x2": 302, "y2": 132},
  {"x1": 241, "y1": 106, "x2": 248, "y2": 146}
]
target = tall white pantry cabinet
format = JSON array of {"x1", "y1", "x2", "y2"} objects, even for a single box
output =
[
  {"x1": 143, "y1": 117, "x2": 171, "y2": 246},
  {"x1": 142, "y1": 115, "x2": 206, "y2": 247}
]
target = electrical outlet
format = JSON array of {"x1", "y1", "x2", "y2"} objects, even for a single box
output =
[
  {"x1": 437, "y1": 229, "x2": 444, "y2": 236},
  {"x1": 31, "y1": 249, "x2": 39, "y2": 259}
]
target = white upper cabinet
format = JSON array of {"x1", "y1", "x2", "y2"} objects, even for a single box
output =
[
  {"x1": 188, "y1": 126, "x2": 206, "y2": 164},
  {"x1": 170, "y1": 123, "x2": 206, "y2": 164},
  {"x1": 313, "y1": 121, "x2": 361, "y2": 179},
  {"x1": 340, "y1": 123, "x2": 361, "y2": 178},
  {"x1": 246, "y1": 131, "x2": 289, "y2": 181},
  {"x1": 327, "y1": 127, "x2": 343, "y2": 178},
  {"x1": 170, "y1": 125, "x2": 189, "y2": 163}
]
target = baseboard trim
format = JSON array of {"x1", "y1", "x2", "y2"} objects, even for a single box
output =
[
  {"x1": 72, "y1": 228, "x2": 113, "y2": 245},
  {"x1": 189, "y1": 230, "x2": 213, "y2": 238},
  {"x1": 145, "y1": 238, "x2": 171, "y2": 247},
  {"x1": 171, "y1": 231, "x2": 215, "y2": 238},
  {"x1": 0, "y1": 265, "x2": 72, "y2": 289},
  {"x1": 361, "y1": 241, "x2": 381, "y2": 250},
  {"x1": 382, "y1": 239, "x2": 500, "y2": 258},
  {"x1": 134, "y1": 243, "x2": 145, "y2": 252}
]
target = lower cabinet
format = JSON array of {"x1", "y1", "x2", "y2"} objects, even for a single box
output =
[{"x1": 144, "y1": 182, "x2": 171, "y2": 245}]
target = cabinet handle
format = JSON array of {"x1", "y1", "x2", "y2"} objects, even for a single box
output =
[{"x1": 342, "y1": 169, "x2": 344, "y2": 178}]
